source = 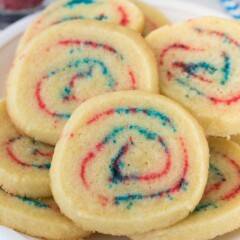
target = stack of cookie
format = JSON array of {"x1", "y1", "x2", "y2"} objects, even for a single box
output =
[{"x1": 1, "y1": 0, "x2": 240, "y2": 240}]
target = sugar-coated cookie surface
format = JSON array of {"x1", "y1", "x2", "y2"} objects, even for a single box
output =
[
  {"x1": 50, "y1": 91, "x2": 209, "y2": 235},
  {"x1": 231, "y1": 134, "x2": 240, "y2": 145},
  {"x1": 0, "y1": 188, "x2": 89, "y2": 239},
  {"x1": 146, "y1": 17, "x2": 240, "y2": 137},
  {"x1": 130, "y1": 0, "x2": 170, "y2": 36},
  {"x1": 7, "y1": 20, "x2": 159, "y2": 145},
  {"x1": 17, "y1": 0, "x2": 145, "y2": 53},
  {"x1": 131, "y1": 138, "x2": 240, "y2": 240},
  {"x1": 0, "y1": 100, "x2": 53, "y2": 197}
]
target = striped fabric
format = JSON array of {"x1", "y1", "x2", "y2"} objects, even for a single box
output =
[{"x1": 220, "y1": 0, "x2": 240, "y2": 18}]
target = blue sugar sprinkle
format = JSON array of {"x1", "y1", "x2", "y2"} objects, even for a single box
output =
[
  {"x1": 17, "y1": 196, "x2": 49, "y2": 209},
  {"x1": 64, "y1": 0, "x2": 95, "y2": 8},
  {"x1": 194, "y1": 202, "x2": 218, "y2": 213},
  {"x1": 187, "y1": 62, "x2": 217, "y2": 75},
  {"x1": 221, "y1": 53, "x2": 231, "y2": 85},
  {"x1": 115, "y1": 108, "x2": 177, "y2": 133},
  {"x1": 176, "y1": 79, "x2": 205, "y2": 96}
]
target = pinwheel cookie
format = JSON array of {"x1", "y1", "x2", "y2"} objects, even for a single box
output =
[
  {"x1": 146, "y1": 17, "x2": 240, "y2": 137},
  {"x1": 0, "y1": 188, "x2": 89, "y2": 239},
  {"x1": 0, "y1": 100, "x2": 53, "y2": 197},
  {"x1": 50, "y1": 91, "x2": 209, "y2": 235},
  {"x1": 7, "y1": 20, "x2": 158, "y2": 145},
  {"x1": 130, "y1": 0, "x2": 170, "y2": 36},
  {"x1": 17, "y1": 0, "x2": 145, "y2": 53},
  {"x1": 131, "y1": 138, "x2": 240, "y2": 240}
]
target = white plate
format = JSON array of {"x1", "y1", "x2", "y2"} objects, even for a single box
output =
[{"x1": 0, "y1": 0, "x2": 239, "y2": 239}]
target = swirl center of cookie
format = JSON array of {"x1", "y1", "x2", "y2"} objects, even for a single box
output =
[
  {"x1": 78, "y1": 107, "x2": 190, "y2": 208},
  {"x1": 35, "y1": 40, "x2": 137, "y2": 121},
  {"x1": 5, "y1": 136, "x2": 53, "y2": 169},
  {"x1": 159, "y1": 28, "x2": 240, "y2": 105},
  {"x1": 194, "y1": 151, "x2": 240, "y2": 213}
]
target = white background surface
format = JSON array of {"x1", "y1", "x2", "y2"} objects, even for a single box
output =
[
  {"x1": 183, "y1": 0, "x2": 225, "y2": 12},
  {"x1": 0, "y1": 0, "x2": 239, "y2": 240}
]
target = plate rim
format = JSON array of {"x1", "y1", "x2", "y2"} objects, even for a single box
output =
[{"x1": 0, "y1": 1, "x2": 233, "y2": 240}]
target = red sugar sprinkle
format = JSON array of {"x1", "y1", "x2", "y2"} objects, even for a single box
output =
[
  {"x1": 128, "y1": 70, "x2": 137, "y2": 90},
  {"x1": 159, "y1": 43, "x2": 204, "y2": 65},
  {"x1": 167, "y1": 71, "x2": 173, "y2": 81},
  {"x1": 210, "y1": 95, "x2": 240, "y2": 105},
  {"x1": 87, "y1": 109, "x2": 115, "y2": 125},
  {"x1": 205, "y1": 182, "x2": 223, "y2": 196},
  {"x1": 96, "y1": 142, "x2": 104, "y2": 151},
  {"x1": 35, "y1": 79, "x2": 57, "y2": 117},
  {"x1": 98, "y1": 195, "x2": 110, "y2": 207},
  {"x1": 117, "y1": 6, "x2": 129, "y2": 26},
  {"x1": 80, "y1": 151, "x2": 96, "y2": 189},
  {"x1": 222, "y1": 186, "x2": 240, "y2": 201},
  {"x1": 129, "y1": 108, "x2": 137, "y2": 113},
  {"x1": 61, "y1": 133, "x2": 75, "y2": 139},
  {"x1": 58, "y1": 40, "x2": 82, "y2": 46},
  {"x1": 6, "y1": 142, "x2": 31, "y2": 168},
  {"x1": 221, "y1": 154, "x2": 240, "y2": 201},
  {"x1": 137, "y1": 153, "x2": 171, "y2": 181},
  {"x1": 169, "y1": 137, "x2": 189, "y2": 193}
]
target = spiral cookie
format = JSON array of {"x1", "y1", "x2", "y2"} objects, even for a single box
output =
[
  {"x1": 17, "y1": 0, "x2": 145, "y2": 53},
  {"x1": 50, "y1": 91, "x2": 209, "y2": 235},
  {"x1": 7, "y1": 20, "x2": 158, "y2": 145},
  {"x1": 131, "y1": 138, "x2": 240, "y2": 240},
  {"x1": 0, "y1": 100, "x2": 54, "y2": 197},
  {"x1": 0, "y1": 188, "x2": 89, "y2": 239},
  {"x1": 130, "y1": 0, "x2": 170, "y2": 36},
  {"x1": 146, "y1": 17, "x2": 240, "y2": 137}
]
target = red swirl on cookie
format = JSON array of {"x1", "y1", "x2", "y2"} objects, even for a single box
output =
[
  {"x1": 5, "y1": 136, "x2": 53, "y2": 169},
  {"x1": 79, "y1": 107, "x2": 189, "y2": 207},
  {"x1": 158, "y1": 27, "x2": 240, "y2": 105}
]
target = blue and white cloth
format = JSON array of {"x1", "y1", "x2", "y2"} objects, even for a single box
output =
[{"x1": 220, "y1": 0, "x2": 240, "y2": 18}]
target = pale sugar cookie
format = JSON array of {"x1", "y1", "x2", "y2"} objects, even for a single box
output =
[
  {"x1": 131, "y1": 0, "x2": 170, "y2": 36},
  {"x1": 7, "y1": 20, "x2": 159, "y2": 145},
  {"x1": 131, "y1": 138, "x2": 240, "y2": 240},
  {"x1": 17, "y1": 0, "x2": 145, "y2": 53},
  {"x1": 0, "y1": 188, "x2": 89, "y2": 239},
  {"x1": 231, "y1": 134, "x2": 240, "y2": 145},
  {"x1": 50, "y1": 91, "x2": 208, "y2": 235},
  {"x1": 146, "y1": 17, "x2": 240, "y2": 137},
  {"x1": 0, "y1": 100, "x2": 53, "y2": 197}
]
